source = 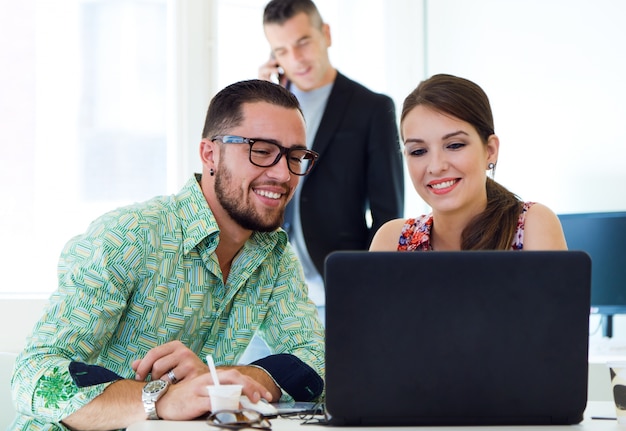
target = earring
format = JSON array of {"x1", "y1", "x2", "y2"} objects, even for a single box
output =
[
  {"x1": 487, "y1": 162, "x2": 496, "y2": 180},
  {"x1": 209, "y1": 168, "x2": 215, "y2": 176}
]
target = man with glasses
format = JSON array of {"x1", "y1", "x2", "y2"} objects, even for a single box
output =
[
  {"x1": 211, "y1": 135, "x2": 317, "y2": 176},
  {"x1": 10, "y1": 80, "x2": 324, "y2": 430}
]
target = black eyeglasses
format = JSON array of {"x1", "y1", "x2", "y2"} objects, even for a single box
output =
[
  {"x1": 211, "y1": 135, "x2": 318, "y2": 176},
  {"x1": 207, "y1": 409, "x2": 272, "y2": 430}
]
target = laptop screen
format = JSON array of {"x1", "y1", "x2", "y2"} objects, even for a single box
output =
[{"x1": 324, "y1": 251, "x2": 591, "y2": 426}]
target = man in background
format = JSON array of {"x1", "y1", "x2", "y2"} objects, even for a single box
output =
[{"x1": 258, "y1": 0, "x2": 404, "y2": 321}]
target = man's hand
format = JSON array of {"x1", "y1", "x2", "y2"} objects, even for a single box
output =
[
  {"x1": 132, "y1": 340, "x2": 277, "y2": 403},
  {"x1": 61, "y1": 377, "x2": 213, "y2": 429},
  {"x1": 258, "y1": 55, "x2": 287, "y2": 86},
  {"x1": 220, "y1": 365, "x2": 281, "y2": 402},
  {"x1": 156, "y1": 368, "x2": 277, "y2": 420},
  {"x1": 132, "y1": 340, "x2": 205, "y2": 383}
]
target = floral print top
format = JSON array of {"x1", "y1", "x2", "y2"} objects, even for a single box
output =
[{"x1": 398, "y1": 202, "x2": 535, "y2": 251}]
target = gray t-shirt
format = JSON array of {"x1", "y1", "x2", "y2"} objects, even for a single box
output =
[{"x1": 290, "y1": 82, "x2": 333, "y2": 306}]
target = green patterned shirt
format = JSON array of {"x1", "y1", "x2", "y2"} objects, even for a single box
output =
[{"x1": 10, "y1": 175, "x2": 325, "y2": 430}]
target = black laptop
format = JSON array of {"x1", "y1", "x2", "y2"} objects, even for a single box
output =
[{"x1": 324, "y1": 251, "x2": 591, "y2": 426}]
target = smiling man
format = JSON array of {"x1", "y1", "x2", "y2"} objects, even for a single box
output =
[
  {"x1": 10, "y1": 79, "x2": 325, "y2": 430},
  {"x1": 256, "y1": 0, "x2": 404, "y2": 331}
]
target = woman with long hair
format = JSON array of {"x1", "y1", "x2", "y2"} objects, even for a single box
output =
[{"x1": 370, "y1": 74, "x2": 566, "y2": 251}]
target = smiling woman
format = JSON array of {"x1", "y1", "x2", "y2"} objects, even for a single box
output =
[{"x1": 369, "y1": 73, "x2": 568, "y2": 253}]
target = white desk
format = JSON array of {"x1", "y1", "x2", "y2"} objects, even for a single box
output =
[
  {"x1": 588, "y1": 338, "x2": 626, "y2": 401},
  {"x1": 127, "y1": 401, "x2": 621, "y2": 430}
]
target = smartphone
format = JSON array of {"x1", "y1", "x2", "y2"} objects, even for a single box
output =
[{"x1": 269, "y1": 52, "x2": 287, "y2": 87}]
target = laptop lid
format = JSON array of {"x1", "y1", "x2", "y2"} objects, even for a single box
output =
[{"x1": 324, "y1": 251, "x2": 591, "y2": 426}]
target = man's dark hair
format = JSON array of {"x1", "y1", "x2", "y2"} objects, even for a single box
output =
[
  {"x1": 263, "y1": 0, "x2": 323, "y2": 29},
  {"x1": 202, "y1": 79, "x2": 302, "y2": 139}
]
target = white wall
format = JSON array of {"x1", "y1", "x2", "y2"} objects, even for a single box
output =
[
  {"x1": 424, "y1": 0, "x2": 626, "y2": 215},
  {"x1": 0, "y1": 299, "x2": 47, "y2": 353}
]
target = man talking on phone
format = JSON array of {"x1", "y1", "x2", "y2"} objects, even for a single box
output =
[{"x1": 256, "y1": 0, "x2": 404, "y2": 331}]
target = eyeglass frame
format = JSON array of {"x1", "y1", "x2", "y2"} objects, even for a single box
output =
[
  {"x1": 211, "y1": 135, "x2": 319, "y2": 176},
  {"x1": 206, "y1": 408, "x2": 273, "y2": 430}
]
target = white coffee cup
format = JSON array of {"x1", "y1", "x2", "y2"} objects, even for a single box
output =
[
  {"x1": 207, "y1": 384, "x2": 243, "y2": 412},
  {"x1": 607, "y1": 361, "x2": 626, "y2": 424}
]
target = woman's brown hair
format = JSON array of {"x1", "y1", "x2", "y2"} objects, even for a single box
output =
[{"x1": 401, "y1": 74, "x2": 522, "y2": 250}]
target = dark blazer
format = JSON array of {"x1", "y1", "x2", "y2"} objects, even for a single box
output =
[{"x1": 284, "y1": 72, "x2": 404, "y2": 276}]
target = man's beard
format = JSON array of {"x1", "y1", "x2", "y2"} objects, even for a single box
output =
[{"x1": 214, "y1": 165, "x2": 286, "y2": 232}]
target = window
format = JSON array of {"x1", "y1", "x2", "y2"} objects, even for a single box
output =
[
  {"x1": 1, "y1": 0, "x2": 424, "y2": 296},
  {"x1": 0, "y1": 0, "x2": 171, "y2": 296}
]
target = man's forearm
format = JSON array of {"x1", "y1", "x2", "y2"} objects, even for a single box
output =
[{"x1": 61, "y1": 380, "x2": 145, "y2": 431}]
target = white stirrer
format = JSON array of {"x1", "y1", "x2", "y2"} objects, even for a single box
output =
[{"x1": 206, "y1": 354, "x2": 220, "y2": 386}]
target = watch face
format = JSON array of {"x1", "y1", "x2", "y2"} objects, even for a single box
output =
[{"x1": 144, "y1": 379, "x2": 167, "y2": 394}]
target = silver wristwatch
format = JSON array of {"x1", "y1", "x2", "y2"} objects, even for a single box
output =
[{"x1": 142, "y1": 379, "x2": 169, "y2": 420}]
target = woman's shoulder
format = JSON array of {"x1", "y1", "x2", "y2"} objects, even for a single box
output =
[
  {"x1": 523, "y1": 201, "x2": 559, "y2": 222},
  {"x1": 370, "y1": 218, "x2": 408, "y2": 251},
  {"x1": 386, "y1": 214, "x2": 432, "y2": 236},
  {"x1": 520, "y1": 202, "x2": 568, "y2": 250},
  {"x1": 370, "y1": 215, "x2": 432, "y2": 251}
]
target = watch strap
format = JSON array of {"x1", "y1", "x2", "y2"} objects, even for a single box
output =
[
  {"x1": 142, "y1": 380, "x2": 169, "y2": 420},
  {"x1": 144, "y1": 400, "x2": 160, "y2": 420}
]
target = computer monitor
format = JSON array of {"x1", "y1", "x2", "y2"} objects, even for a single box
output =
[{"x1": 558, "y1": 211, "x2": 626, "y2": 338}]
